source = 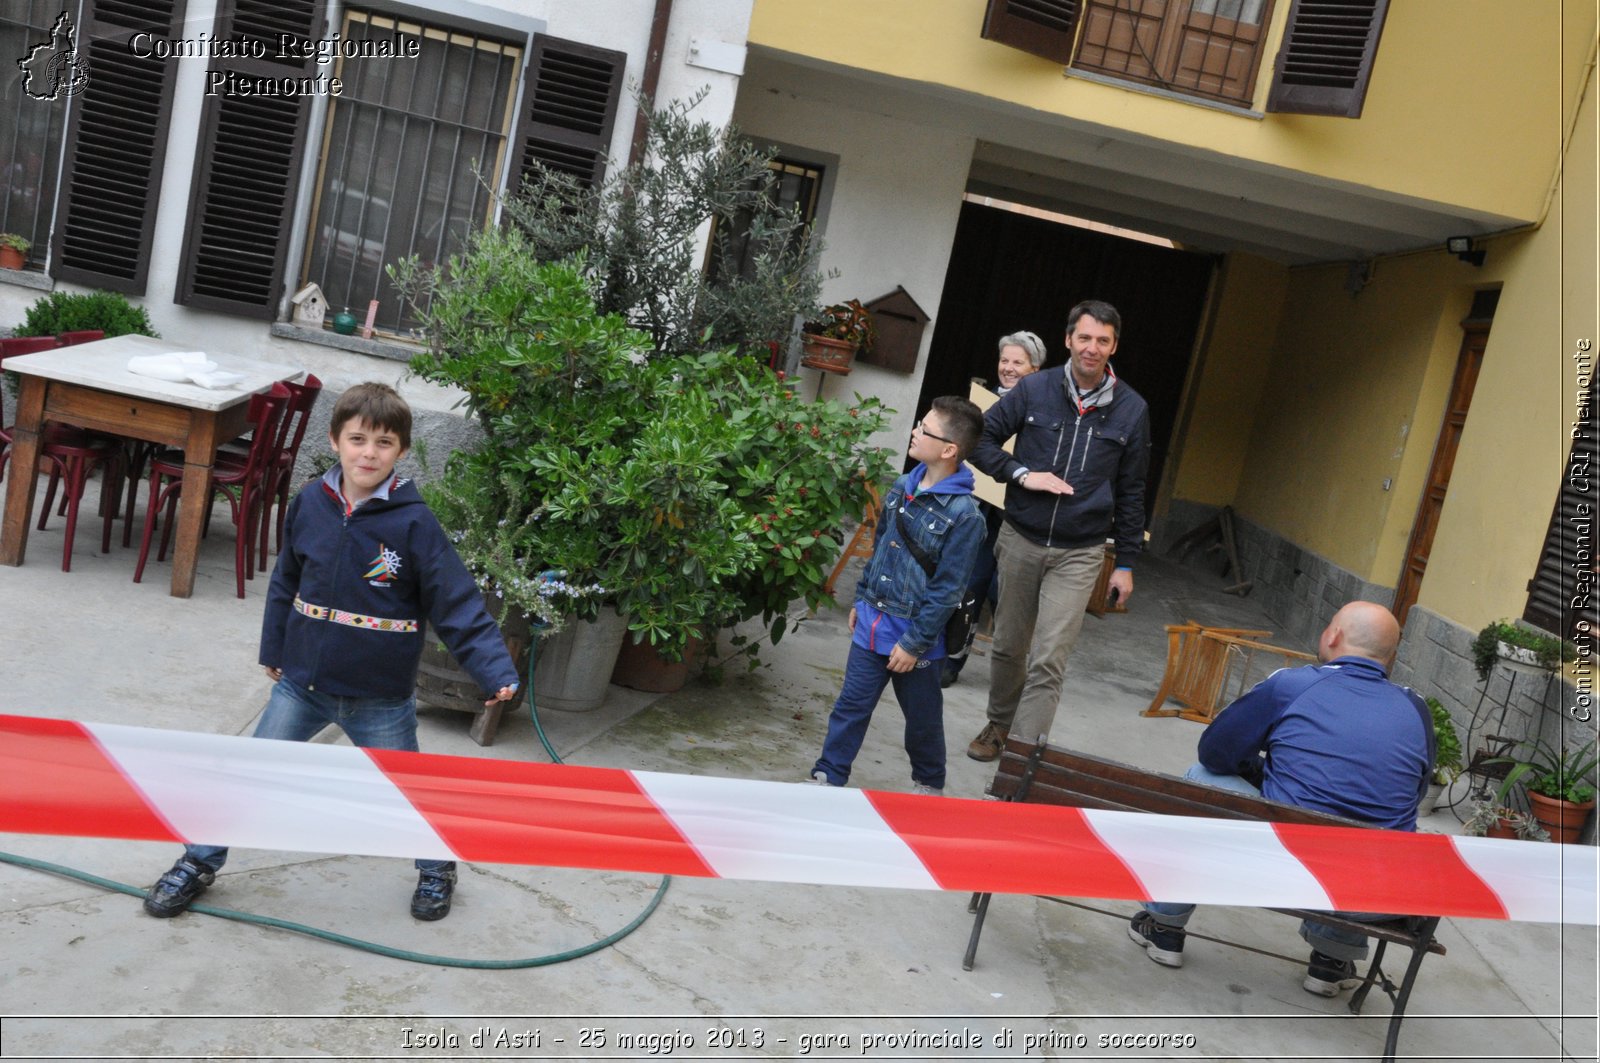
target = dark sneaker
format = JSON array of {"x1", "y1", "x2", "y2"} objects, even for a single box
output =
[
  {"x1": 1127, "y1": 911, "x2": 1186, "y2": 968},
  {"x1": 1303, "y1": 950, "x2": 1362, "y2": 996},
  {"x1": 411, "y1": 868, "x2": 457, "y2": 921},
  {"x1": 143, "y1": 857, "x2": 216, "y2": 918},
  {"x1": 966, "y1": 721, "x2": 1008, "y2": 762},
  {"x1": 940, "y1": 659, "x2": 963, "y2": 688}
]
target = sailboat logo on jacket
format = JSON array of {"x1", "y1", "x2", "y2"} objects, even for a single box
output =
[{"x1": 365, "y1": 544, "x2": 402, "y2": 586}]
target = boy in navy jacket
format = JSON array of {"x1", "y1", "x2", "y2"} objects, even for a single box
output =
[
  {"x1": 810, "y1": 396, "x2": 987, "y2": 794},
  {"x1": 145, "y1": 383, "x2": 519, "y2": 922}
]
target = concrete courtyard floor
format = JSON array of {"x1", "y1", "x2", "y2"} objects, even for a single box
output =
[{"x1": 0, "y1": 480, "x2": 1596, "y2": 1061}]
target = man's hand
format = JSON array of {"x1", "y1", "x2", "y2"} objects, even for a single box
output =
[
  {"x1": 887, "y1": 645, "x2": 918, "y2": 673},
  {"x1": 1108, "y1": 567, "x2": 1134, "y2": 605},
  {"x1": 847, "y1": 606, "x2": 858, "y2": 632},
  {"x1": 484, "y1": 685, "x2": 518, "y2": 707},
  {"x1": 263, "y1": 666, "x2": 282, "y2": 682},
  {"x1": 1022, "y1": 470, "x2": 1074, "y2": 495}
]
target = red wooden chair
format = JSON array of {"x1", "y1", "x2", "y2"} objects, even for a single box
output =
[
  {"x1": 133, "y1": 383, "x2": 290, "y2": 598},
  {"x1": 0, "y1": 335, "x2": 123, "y2": 571},
  {"x1": 216, "y1": 374, "x2": 322, "y2": 569},
  {"x1": 56, "y1": 329, "x2": 106, "y2": 345}
]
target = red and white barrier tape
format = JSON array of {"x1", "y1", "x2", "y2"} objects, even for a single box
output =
[{"x1": 1, "y1": 714, "x2": 1593, "y2": 924}]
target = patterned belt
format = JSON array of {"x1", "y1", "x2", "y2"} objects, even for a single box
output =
[{"x1": 293, "y1": 595, "x2": 419, "y2": 633}]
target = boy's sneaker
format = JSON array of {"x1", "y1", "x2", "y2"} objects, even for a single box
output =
[
  {"x1": 143, "y1": 857, "x2": 216, "y2": 918},
  {"x1": 1303, "y1": 950, "x2": 1362, "y2": 996},
  {"x1": 411, "y1": 868, "x2": 457, "y2": 921},
  {"x1": 911, "y1": 782, "x2": 943, "y2": 796},
  {"x1": 966, "y1": 722, "x2": 1008, "y2": 762},
  {"x1": 1127, "y1": 911, "x2": 1186, "y2": 968},
  {"x1": 807, "y1": 770, "x2": 837, "y2": 786}
]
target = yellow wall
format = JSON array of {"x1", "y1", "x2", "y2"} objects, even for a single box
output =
[
  {"x1": 1419, "y1": 67, "x2": 1598, "y2": 628},
  {"x1": 1168, "y1": 253, "x2": 1287, "y2": 506},
  {"x1": 749, "y1": 0, "x2": 1592, "y2": 221},
  {"x1": 1169, "y1": 64, "x2": 1596, "y2": 630}
]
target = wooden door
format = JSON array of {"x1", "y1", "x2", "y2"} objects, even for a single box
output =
[{"x1": 1392, "y1": 321, "x2": 1489, "y2": 624}]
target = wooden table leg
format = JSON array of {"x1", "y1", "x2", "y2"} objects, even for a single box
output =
[
  {"x1": 169, "y1": 412, "x2": 220, "y2": 598},
  {"x1": 0, "y1": 377, "x2": 47, "y2": 568}
]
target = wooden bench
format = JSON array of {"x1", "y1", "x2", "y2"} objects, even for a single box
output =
[{"x1": 966, "y1": 738, "x2": 1445, "y2": 1063}]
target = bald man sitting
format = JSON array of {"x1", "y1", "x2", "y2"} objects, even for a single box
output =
[{"x1": 1126, "y1": 602, "x2": 1435, "y2": 996}]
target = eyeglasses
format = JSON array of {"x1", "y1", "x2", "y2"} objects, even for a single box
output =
[{"x1": 913, "y1": 418, "x2": 954, "y2": 444}]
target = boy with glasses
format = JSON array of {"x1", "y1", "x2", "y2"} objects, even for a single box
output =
[{"x1": 808, "y1": 396, "x2": 987, "y2": 794}]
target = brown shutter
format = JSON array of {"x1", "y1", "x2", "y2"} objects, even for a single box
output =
[
  {"x1": 52, "y1": 0, "x2": 189, "y2": 294},
  {"x1": 174, "y1": 0, "x2": 325, "y2": 318},
  {"x1": 1266, "y1": 0, "x2": 1389, "y2": 117},
  {"x1": 981, "y1": 0, "x2": 1082, "y2": 64},
  {"x1": 507, "y1": 34, "x2": 626, "y2": 193},
  {"x1": 1524, "y1": 383, "x2": 1599, "y2": 640}
]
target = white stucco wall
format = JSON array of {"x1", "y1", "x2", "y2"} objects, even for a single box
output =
[
  {"x1": 0, "y1": 0, "x2": 754, "y2": 421},
  {"x1": 732, "y1": 79, "x2": 974, "y2": 454}
]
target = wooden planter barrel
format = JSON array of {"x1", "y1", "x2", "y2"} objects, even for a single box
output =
[{"x1": 416, "y1": 601, "x2": 533, "y2": 746}]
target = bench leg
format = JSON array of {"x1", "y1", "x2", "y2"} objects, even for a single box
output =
[
  {"x1": 1378, "y1": 923, "x2": 1437, "y2": 1063},
  {"x1": 1348, "y1": 938, "x2": 1388, "y2": 1015},
  {"x1": 963, "y1": 892, "x2": 993, "y2": 971}
]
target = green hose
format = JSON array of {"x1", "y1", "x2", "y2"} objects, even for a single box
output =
[{"x1": 0, "y1": 590, "x2": 671, "y2": 968}]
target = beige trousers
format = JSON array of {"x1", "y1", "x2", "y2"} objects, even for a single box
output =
[{"x1": 985, "y1": 522, "x2": 1105, "y2": 745}]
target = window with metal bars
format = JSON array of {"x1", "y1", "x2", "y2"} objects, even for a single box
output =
[
  {"x1": 983, "y1": 0, "x2": 1386, "y2": 114},
  {"x1": 0, "y1": 2, "x2": 79, "y2": 272},
  {"x1": 298, "y1": 11, "x2": 526, "y2": 335},
  {"x1": 707, "y1": 158, "x2": 825, "y2": 284}
]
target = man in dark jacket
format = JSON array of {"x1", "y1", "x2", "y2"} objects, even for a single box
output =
[{"x1": 965, "y1": 300, "x2": 1150, "y2": 762}]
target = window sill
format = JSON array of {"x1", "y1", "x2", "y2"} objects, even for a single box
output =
[
  {"x1": 269, "y1": 321, "x2": 422, "y2": 363},
  {"x1": 1064, "y1": 68, "x2": 1264, "y2": 120},
  {"x1": 0, "y1": 267, "x2": 56, "y2": 293}
]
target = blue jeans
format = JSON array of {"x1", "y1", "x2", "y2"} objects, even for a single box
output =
[
  {"x1": 1142, "y1": 765, "x2": 1382, "y2": 962},
  {"x1": 185, "y1": 677, "x2": 453, "y2": 876},
  {"x1": 814, "y1": 642, "x2": 946, "y2": 789}
]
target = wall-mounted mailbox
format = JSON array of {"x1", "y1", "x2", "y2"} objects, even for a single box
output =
[{"x1": 857, "y1": 286, "x2": 930, "y2": 374}]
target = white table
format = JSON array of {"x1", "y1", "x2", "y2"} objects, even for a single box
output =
[{"x1": 1, "y1": 334, "x2": 304, "y2": 596}]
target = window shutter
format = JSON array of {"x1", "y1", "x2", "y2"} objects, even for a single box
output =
[
  {"x1": 1524, "y1": 383, "x2": 1598, "y2": 641},
  {"x1": 980, "y1": 0, "x2": 1081, "y2": 64},
  {"x1": 175, "y1": 0, "x2": 325, "y2": 318},
  {"x1": 507, "y1": 35, "x2": 626, "y2": 193},
  {"x1": 1266, "y1": 0, "x2": 1388, "y2": 117},
  {"x1": 52, "y1": 0, "x2": 189, "y2": 294}
]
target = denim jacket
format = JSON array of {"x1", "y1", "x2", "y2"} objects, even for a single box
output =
[{"x1": 854, "y1": 463, "x2": 985, "y2": 658}]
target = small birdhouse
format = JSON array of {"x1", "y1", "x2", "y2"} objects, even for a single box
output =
[
  {"x1": 291, "y1": 283, "x2": 328, "y2": 328},
  {"x1": 857, "y1": 287, "x2": 930, "y2": 374}
]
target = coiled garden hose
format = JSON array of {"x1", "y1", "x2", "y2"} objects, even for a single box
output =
[{"x1": 0, "y1": 586, "x2": 672, "y2": 968}]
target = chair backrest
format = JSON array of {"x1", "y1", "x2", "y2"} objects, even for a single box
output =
[
  {"x1": 237, "y1": 383, "x2": 292, "y2": 480},
  {"x1": 0, "y1": 335, "x2": 62, "y2": 362},
  {"x1": 274, "y1": 373, "x2": 323, "y2": 467},
  {"x1": 56, "y1": 329, "x2": 106, "y2": 346}
]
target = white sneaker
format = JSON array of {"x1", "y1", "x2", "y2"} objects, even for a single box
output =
[
  {"x1": 911, "y1": 782, "x2": 943, "y2": 796},
  {"x1": 808, "y1": 770, "x2": 837, "y2": 786}
]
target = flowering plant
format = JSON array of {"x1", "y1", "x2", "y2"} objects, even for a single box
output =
[{"x1": 804, "y1": 300, "x2": 876, "y2": 354}]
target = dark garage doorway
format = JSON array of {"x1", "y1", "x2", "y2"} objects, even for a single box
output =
[{"x1": 914, "y1": 199, "x2": 1216, "y2": 512}]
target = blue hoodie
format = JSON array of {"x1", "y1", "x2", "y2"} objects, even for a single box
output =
[
  {"x1": 261, "y1": 474, "x2": 519, "y2": 700},
  {"x1": 853, "y1": 462, "x2": 985, "y2": 659}
]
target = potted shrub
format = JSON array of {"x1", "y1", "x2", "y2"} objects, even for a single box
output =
[
  {"x1": 800, "y1": 300, "x2": 876, "y2": 374},
  {"x1": 0, "y1": 233, "x2": 30, "y2": 271},
  {"x1": 398, "y1": 243, "x2": 759, "y2": 708},
  {"x1": 1419, "y1": 696, "x2": 1464, "y2": 815},
  {"x1": 1489, "y1": 737, "x2": 1598, "y2": 843},
  {"x1": 1471, "y1": 619, "x2": 1574, "y2": 683}
]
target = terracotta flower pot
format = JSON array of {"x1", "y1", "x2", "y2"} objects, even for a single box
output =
[
  {"x1": 0, "y1": 246, "x2": 25, "y2": 271},
  {"x1": 1485, "y1": 817, "x2": 1519, "y2": 840},
  {"x1": 1527, "y1": 790, "x2": 1595, "y2": 844},
  {"x1": 800, "y1": 334, "x2": 857, "y2": 374},
  {"x1": 611, "y1": 631, "x2": 707, "y2": 693}
]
